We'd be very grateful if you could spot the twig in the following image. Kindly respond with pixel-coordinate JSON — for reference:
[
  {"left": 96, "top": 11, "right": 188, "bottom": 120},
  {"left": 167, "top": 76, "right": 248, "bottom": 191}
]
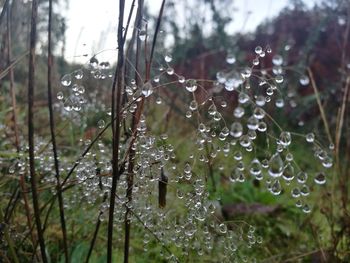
[
  {"left": 335, "top": 77, "right": 350, "bottom": 166},
  {"left": 123, "top": 1, "right": 143, "bottom": 262},
  {"left": 47, "top": 0, "right": 69, "bottom": 261},
  {"left": 307, "top": 68, "right": 333, "bottom": 145},
  {"left": 107, "top": 0, "right": 126, "bottom": 262},
  {"left": 122, "top": 0, "right": 136, "bottom": 42},
  {"left": 85, "top": 193, "right": 108, "bottom": 263},
  {"left": 148, "top": 0, "right": 166, "bottom": 69},
  {"left": 27, "top": 0, "right": 48, "bottom": 261}
]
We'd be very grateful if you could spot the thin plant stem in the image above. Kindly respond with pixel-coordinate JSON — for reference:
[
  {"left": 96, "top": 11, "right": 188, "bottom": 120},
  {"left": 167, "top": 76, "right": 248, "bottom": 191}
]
[
  {"left": 47, "top": 0, "right": 69, "bottom": 261},
  {"left": 123, "top": 2, "right": 143, "bottom": 261},
  {"left": 85, "top": 193, "right": 107, "bottom": 263},
  {"left": 107, "top": 0, "right": 125, "bottom": 262},
  {"left": 27, "top": 0, "right": 48, "bottom": 261},
  {"left": 148, "top": 0, "right": 166, "bottom": 71},
  {"left": 307, "top": 68, "right": 333, "bottom": 146},
  {"left": 122, "top": 0, "right": 136, "bottom": 42},
  {"left": 335, "top": 77, "right": 350, "bottom": 166}
]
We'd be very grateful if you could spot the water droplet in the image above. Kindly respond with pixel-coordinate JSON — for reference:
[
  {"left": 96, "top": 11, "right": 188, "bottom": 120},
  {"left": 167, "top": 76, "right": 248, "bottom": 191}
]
[
  {"left": 255, "top": 95, "right": 266, "bottom": 106},
  {"left": 302, "top": 204, "right": 311, "bottom": 213},
  {"left": 314, "top": 172, "right": 326, "bottom": 184},
  {"left": 275, "top": 75, "right": 284, "bottom": 83},
  {"left": 249, "top": 158, "right": 262, "bottom": 177},
  {"left": 291, "top": 187, "right": 300, "bottom": 198},
  {"left": 189, "top": 100, "right": 198, "bottom": 111},
  {"left": 194, "top": 206, "right": 207, "bottom": 221},
  {"left": 178, "top": 76, "right": 185, "bottom": 83},
  {"left": 266, "top": 87, "right": 274, "bottom": 96},
  {"left": 230, "top": 122, "right": 243, "bottom": 138},
  {"left": 220, "top": 101, "right": 227, "bottom": 108},
  {"left": 153, "top": 75, "right": 160, "bottom": 83},
  {"left": 297, "top": 171, "right": 308, "bottom": 184},
  {"left": 238, "top": 92, "right": 250, "bottom": 104},
  {"left": 252, "top": 57, "right": 260, "bottom": 66},
  {"left": 270, "top": 180, "right": 282, "bottom": 195},
  {"left": 255, "top": 46, "right": 263, "bottom": 54},
  {"left": 322, "top": 156, "right": 333, "bottom": 168},
  {"left": 268, "top": 153, "right": 284, "bottom": 178},
  {"left": 177, "top": 189, "right": 184, "bottom": 199},
  {"left": 299, "top": 75, "right": 309, "bottom": 86},
  {"left": 247, "top": 116, "right": 259, "bottom": 130},
  {"left": 226, "top": 53, "right": 236, "bottom": 64},
  {"left": 166, "top": 67, "right": 174, "bottom": 75},
  {"left": 293, "top": 199, "right": 302, "bottom": 209},
  {"left": 139, "top": 30, "right": 146, "bottom": 41},
  {"left": 233, "top": 106, "right": 245, "bottom": 118},
  {"left": 258, "top": 122, "right": 267, "bottom": 132},
  {"left": 275, "top": 98, "right": 284, "bottom": 108},
  {"left": 164, "top": 53, "right": 172, "bottom": 63},
  {"left": 73, "top": 69, "right": 84, "bottom": 80},
  {"left": 184, "top": 222, "right": 196, "bottom": 237},
  {"left": 216, "top": 71, "right": 226, "bottom": 83},
  {"left": 89, "top": 57, "right": 99, "bottom": 68},
  {"left": 57, "top": 92, "right": 64, "bottom": 100},
  {"left": 286, "top": 153, "right": 293, "bottom": 162},
  {"left": 77, "top": 85, "right": 85, "bottom": 94},
  {"left": 300, "top": 185, "right": 310, "bottom": 196},
  {"left": 253, "top": 107, "right": 265, "bottom": 119},
  {"left": 306, "top": 133, "right": 315, "bottom": 143},
  {"left": 282, "top": 163, "right": 294, "bottom": 181},
  {"left": 225, "top": 72, "right": 242, "bottom": 91},
  {"left": 218, "top": 223, "right": 227, "bottom": 233},
  {"left": 141, "top": 81, "right": 153, "bottom": 97},
  {"left": 279, "top": 131, "right": 291, "bottom": 147},
  {"left": 185, "top": 79, "right": 197, "bottom": 92},
  {"left": 272, "top": 55, "right": 283, "bottom": 66},
  {"left": 241, "top": 67, "right": 252, "bottom": 79},
  {"left": 61, "top": 74, "right": 72, "bottom": 87},
  {"left": 184, "top": 163, "right": 192, "bottom": 174},
  {"left": 239, "top": 135, "right": 251, "bottom": 148},
  {"left": 233, "top": 151, "right": 242, "bottom": 160}
]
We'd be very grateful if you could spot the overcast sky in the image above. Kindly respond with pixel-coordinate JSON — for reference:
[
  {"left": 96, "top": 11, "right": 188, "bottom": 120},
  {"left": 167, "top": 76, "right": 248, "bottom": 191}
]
[{"left": 64, "top": 0, "right": 321, "bottom": 64}]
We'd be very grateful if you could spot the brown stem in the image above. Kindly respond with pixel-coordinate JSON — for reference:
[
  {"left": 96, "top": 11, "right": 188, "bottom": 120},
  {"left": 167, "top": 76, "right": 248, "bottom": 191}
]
[
  {"left": 28, "top": 0, "right": 48, "bottom": 261},
  {"left": 107, "top": 0, "right": 125, "bottom": 262},
  {"left": 123, "top": 2, "right": 143, "bottom": 262},
  {"left": 148, "top": 0, "right": 166, "bottom": 70},
  {"left": 47, "top": 0, "right": 69, "bottom": 261},
  {"left": 307, "top": 68, "right": 333, "bottom": 146}
]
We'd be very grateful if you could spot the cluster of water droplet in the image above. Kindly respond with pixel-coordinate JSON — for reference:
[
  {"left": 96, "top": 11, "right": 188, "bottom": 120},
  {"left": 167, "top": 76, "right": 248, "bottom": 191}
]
[
  {"left": 45, "top": 43, "right": 335, "bottom": 260},
  {"left": 152, "top": 46, "right": 333, "bottom": 215},
  {"left": 58, "top": 68, "right": 86, "bottom": 112},
  {"left": 58, "top": 55, "right": 114, "bottom": 117},
  {"left": 4, "top": 137, "right": 64, "bottom": 187}
]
